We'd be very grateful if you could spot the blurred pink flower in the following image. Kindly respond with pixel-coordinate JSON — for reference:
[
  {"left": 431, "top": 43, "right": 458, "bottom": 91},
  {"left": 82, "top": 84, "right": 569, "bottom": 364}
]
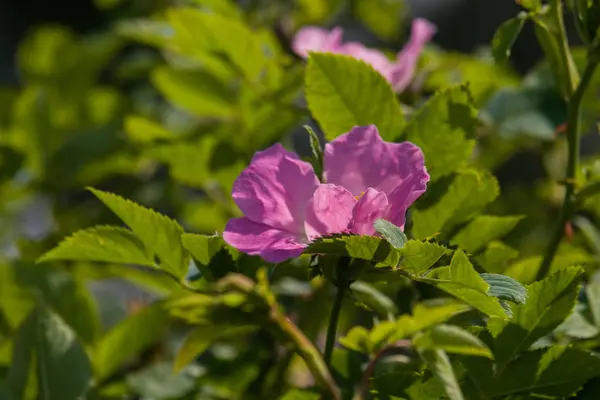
[
  {"left": 223, "top": 125, "right": 429, "bottom": 263},
  {"left": 291, "top": 19, "right": 436, "bottom": 92}
]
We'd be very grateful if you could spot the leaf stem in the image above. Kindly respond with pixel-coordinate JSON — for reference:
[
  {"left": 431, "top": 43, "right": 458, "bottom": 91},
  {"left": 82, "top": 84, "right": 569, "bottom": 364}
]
[
  {"left": 323, "top": 275, "right": 347, "bottom": 366},
  {"left": 536, "top": 55, "right": 600, "bottom": 281}
]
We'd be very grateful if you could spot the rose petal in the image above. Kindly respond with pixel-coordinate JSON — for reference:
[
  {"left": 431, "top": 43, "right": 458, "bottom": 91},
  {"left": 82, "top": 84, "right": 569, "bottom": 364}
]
[
  {"left": 223, "top": 217, "right": 306, "bottom": 263},
  {"left": 349, "top": 188, "right": 389, "bottom": 236},
  {"left": 391, "top": 18, "right": 437, "bottom": 92},
  {"left": 339, "top": 42, "right": 395, "bottom": 81},
  {"left": 232, "top": 143, "right": 319, "bottom": 234},
  {"left": 324, "top": 125, "right": 429, "bottom": 204},
  {"left": 304, "top": 184, "right": 357, "bottom": 240},
  {"left": 292, "top": 26, "right": 344, "bottom": 58}
]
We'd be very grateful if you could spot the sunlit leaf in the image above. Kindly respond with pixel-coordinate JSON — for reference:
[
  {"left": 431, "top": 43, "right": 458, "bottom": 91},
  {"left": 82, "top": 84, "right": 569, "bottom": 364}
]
[
  {"left": 492, "top": 14, "right": 527, "bottom": 64},
  {"left": 451, "top": 215, "right": 523, "bottom": 253},
  {"left": 305, "top": 234, "right": 401, "bottom": 266},
  {"left": 414, "top": 324, "right": 493, "bottom": 358},
  {"left": 404, "top": 85, "right": 477, "bottom": 180},
  {"left": 89, "top": 188, "right": 190, "bottom": 279},
  {"left": 37, "top": 225, "right": 155, "bottom": 267},
  {"left": 305, "top": 53, "right": 405, "bottom": 140}
]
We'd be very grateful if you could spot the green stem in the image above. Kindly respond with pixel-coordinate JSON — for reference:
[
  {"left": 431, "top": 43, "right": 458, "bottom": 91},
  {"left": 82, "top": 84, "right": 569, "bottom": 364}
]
[
  {"left": 536, "top": 56, "right": 600, "bottom": 281},
  {"left": 323, "top": 280, "right": 347, "bottom": 366}
]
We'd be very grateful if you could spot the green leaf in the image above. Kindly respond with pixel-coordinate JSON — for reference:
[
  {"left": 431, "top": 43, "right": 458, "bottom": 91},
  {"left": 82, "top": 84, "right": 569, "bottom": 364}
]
[
  {"left": 425, "top": 250, "right": 508, "bottom": 318},
  {"left": 126, "top": 361, "right": 198, "bottom": 399},
  {"left": 414, "top": 324, "right": 493, "bottom": 358},
  {"left": 419, "top": 349, "right": 465, "bottom": 400},
  {"left": 354, "top": 0, "right": 406, "bottom": 40},
  {"left": 339, "top": 300, "right": 470, "bottom": 354},
  {"left": 554, "top": 311, "right": 599, "bottom": 339},
  {"left": 124, "top": 115, "right": 176, "bottom": 144},
  {"left": 304, "top": 234, "right": 400, "bottom": 266},
  {"left": 412, "top": 170, "right": 499, "bottom": 240},
  {"left": 404, "top": 85, "right": 478, "bottom": 180},
  {"left": 5, "top": 306, "right": 92, "bottom": 400},
  {"left": 474, "top": 241, "right": 519, "bottom": 274},
  {"left": 94, "top": 302, "right": 170, "bottom": 380},
  {"left": 181, "top": 233, "right": 227, "bottom": 282},
  {"left": 480, "top": 273, "right": 528, "bottom": 304},
  {"left": 586, "top": 278, "right": 600, "bottom": 327},
  {"left": 37, "top": 225, "right": 155, "bottom": 267},
  {"left": 305, "top": 53, "right": 405, "bottom": 140},
  {"left": 167, "top": 8, "right": 275, "bottom": 85},
  {"left": 399, "top": 240, "right": 447, "bottom": 275},
  {"left": 151, "top": 66, "right": 236, "bottom": 118},
  {"left": 487, "top": 267, "right": 582, "bottom": 364},
  {"left": 517, "top": 0, "right": 542, "bottom": 11},
  {"left": 350, "top": 281, "right": 398, "bottom": 318},
  {"left": 89, "top": 188, "right": 189, "bottom": 279},
  {"left": 304, "top": 125, "right": 324, "bottom": 181},
  {"left": 174, "top": 325, "right": 257, "bottom": 372},
  {"left": 280, "top": 389, "right": 320, "bottom": 400},
  {"left": 373, "top": 219, "right": 407, "bottom": 249},
  {"left": 462, "top": 346, "right": 600, "bottom": 398},
  {"left": 451, "top": 215, "right": 523, "bottom": 253},
  {"left": 492, "top": 14, "right": 527, "bottom": 64}
]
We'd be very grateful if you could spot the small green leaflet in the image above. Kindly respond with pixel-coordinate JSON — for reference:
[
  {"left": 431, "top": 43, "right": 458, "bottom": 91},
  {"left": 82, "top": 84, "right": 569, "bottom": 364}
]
[{"left": 373, "top": 219, "right": 407, "bottom": 249}]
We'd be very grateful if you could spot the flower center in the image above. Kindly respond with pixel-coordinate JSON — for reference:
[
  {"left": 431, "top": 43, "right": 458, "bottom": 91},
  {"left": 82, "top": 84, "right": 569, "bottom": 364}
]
[{"left": 354, "top": 191, "right": 365, "bottom": 200}]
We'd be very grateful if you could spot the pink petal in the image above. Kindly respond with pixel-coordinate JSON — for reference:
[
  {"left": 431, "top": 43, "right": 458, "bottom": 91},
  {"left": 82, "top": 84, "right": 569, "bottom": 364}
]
[
  {"left": 339, "top": 42, "right": 395, "bottom": 81},
  {"left": 304, "top": 184, "right": 357, "bottom": 240},
  {"left": 223, "top": 217, "right": 306, "bottom": 263},
  {"left": 292, "top": 26, "right": 344, "bottom": 58},
  {"left": 324, "top": 125, "right": 429, "bottom": 202},
  {"left": 232, "top": 143, "right": 319, "bottom": 235},
  {"left": 391, "top": 18, "right": 437, "bottom": 92},
  {"left": 349, "top": 188, "right": 389, "bottom": 236}
]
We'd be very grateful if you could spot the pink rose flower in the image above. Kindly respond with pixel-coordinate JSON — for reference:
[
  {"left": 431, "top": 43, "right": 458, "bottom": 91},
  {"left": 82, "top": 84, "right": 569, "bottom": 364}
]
[
  {"left": 292, "top": 19, "right": 436, "bottom": 93},
  {"left": 223, "top": 125, "right": 430, "bottom": 263}
]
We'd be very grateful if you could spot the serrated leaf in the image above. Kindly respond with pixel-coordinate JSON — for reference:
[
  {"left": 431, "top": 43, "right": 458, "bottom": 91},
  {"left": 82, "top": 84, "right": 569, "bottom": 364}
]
[
  {"left": 305, "top": 53, "right": 404, "bottom": 140},
  {"left": 37, "top": 225, "right": 155, "bottom": 267},
  {"left": 451, "top": 215, "right": 523, "bottom": 253},
  {"left": 480, "top": 273, "right": 528, "bottom": 304},
  {"left": 426, "top": 251, "right": 508, "bottom": 318},
  {"left": 462, "top": 345, "right": 600, "bottom": 398},
  {"left": 399, "top": 240, "right": 447, "bottom": 275},
  {"left": 492, "top": 14, "right": 527, "bottom": 64},
  {"left": 151, "top": 66, "right": 236, "bottom": 118},
  {"left": 412, "top": 169, "right": 500, "bottom": 240},
  {"left": 487, "top": 267, "right": 582, "bottom": 364},
  {"left": 414, "top": 324, "right": 493, "bottom": 359},
  {"left": 94, "top": 302, "right": 170, "bottom": 380},
  {"left": 404, "top": 85, "right": 477, "bottom": 180},
  {"left": 5, "top": 306, "right": 92, "bottom": 400},
  {"left": 89, "top": 188, "right": 189, "bottom": 279},
  {"left": 305, "top": 234, "right": 400, "bottom": 266},
  {"left": 350, "top": 281, "right": 398, "bottom": 318},
  {"left": 420, "top": 349, "right": 465, "bottom": 400},
  {"left": 374, "top": 219, "right": 407, "bottom": 249},
  {"left": 174, "top": 325, "right": 257, "bottom": 372}
]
